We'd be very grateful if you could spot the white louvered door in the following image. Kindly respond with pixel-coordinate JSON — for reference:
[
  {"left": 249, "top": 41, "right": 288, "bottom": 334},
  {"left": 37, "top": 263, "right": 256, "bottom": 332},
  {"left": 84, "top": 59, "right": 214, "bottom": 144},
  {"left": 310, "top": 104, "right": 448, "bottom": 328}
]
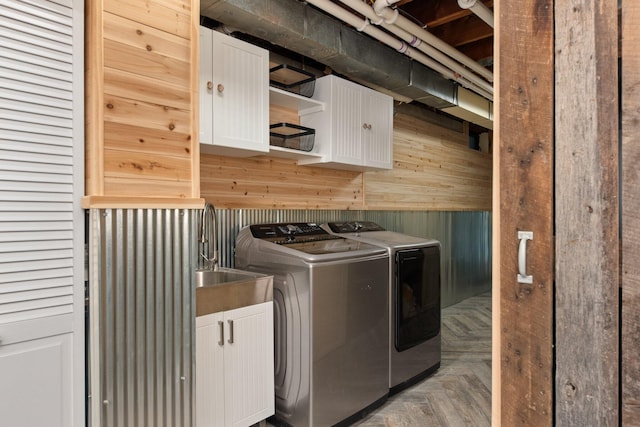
[{"left": 0, "top": 1, "right": 84, "bottom": 426}]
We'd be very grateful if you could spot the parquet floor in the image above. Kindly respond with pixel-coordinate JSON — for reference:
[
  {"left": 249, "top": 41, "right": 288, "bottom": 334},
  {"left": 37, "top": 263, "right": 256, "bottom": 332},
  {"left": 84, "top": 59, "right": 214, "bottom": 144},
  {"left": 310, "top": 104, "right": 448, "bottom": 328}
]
[{"left": 353, "top": 292, "right": 492, "bottom": 427}]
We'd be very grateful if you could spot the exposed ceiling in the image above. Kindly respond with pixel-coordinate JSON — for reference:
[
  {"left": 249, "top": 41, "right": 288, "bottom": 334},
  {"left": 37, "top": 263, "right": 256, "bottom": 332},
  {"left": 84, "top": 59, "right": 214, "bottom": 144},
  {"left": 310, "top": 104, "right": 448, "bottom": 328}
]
[
  {"left": 201, "top": 0, "right": 495, "bottom": 129},
  {"left": 395, "top": 0, "right": 493, "bottom": 69}
]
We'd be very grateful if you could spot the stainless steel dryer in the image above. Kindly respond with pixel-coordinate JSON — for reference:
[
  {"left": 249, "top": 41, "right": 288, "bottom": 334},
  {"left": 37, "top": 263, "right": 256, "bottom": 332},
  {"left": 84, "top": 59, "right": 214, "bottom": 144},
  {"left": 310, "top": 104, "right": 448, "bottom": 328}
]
[
  {"left": 234, "top": 222, "right": 389, "bottom": 427},
  {"left": 322, "top": 221, "right": 441, "bottom": 393}
]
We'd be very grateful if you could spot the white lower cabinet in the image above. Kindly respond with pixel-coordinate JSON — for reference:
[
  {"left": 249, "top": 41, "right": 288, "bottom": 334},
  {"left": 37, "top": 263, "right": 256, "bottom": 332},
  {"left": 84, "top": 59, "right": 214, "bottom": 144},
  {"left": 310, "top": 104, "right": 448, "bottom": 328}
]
[{"left": 196, "top": 301, "right": 275, "bottom": 427}]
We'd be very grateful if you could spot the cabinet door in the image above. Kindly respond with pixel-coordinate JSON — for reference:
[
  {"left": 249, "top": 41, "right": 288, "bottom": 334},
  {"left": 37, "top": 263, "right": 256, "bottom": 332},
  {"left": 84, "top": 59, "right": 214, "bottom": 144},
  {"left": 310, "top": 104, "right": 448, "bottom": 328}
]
[
  {"left": 362, "top": 89, "right": 393, "bottom": 169},
  {"left": 224, "top": 302, "right": 275, "bottom": 427},
  {"left": 199, "top": 26, "right": 214, "bottom": 144},
  {"left": 196, "top": 312, "right": 225, "bottom": 427},
  {"left": 209, "top": 29, "right": 269, "bottom": 154},
  {"left": 0, "top": 329, "right": 73, "bottom": 427},
  {"left": 331, "top": 79, "right": 364, "bottom": 165}
]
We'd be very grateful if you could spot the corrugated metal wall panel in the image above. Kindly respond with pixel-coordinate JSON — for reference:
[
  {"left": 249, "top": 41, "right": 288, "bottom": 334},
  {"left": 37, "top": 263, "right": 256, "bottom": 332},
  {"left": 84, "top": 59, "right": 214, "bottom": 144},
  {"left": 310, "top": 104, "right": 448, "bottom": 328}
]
[
  {"left": 207, "top": 209, "right": 491, "bottom": 307},
  {"left": 90, "top": 208, "right": 196, "bottom": 427}
]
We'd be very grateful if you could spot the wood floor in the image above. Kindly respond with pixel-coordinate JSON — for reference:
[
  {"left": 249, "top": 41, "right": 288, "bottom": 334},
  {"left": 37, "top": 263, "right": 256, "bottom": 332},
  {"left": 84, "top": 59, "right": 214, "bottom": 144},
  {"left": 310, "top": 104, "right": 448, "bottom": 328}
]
[{"left": 353, "top": 292, "right": 492, "bottom": 427}]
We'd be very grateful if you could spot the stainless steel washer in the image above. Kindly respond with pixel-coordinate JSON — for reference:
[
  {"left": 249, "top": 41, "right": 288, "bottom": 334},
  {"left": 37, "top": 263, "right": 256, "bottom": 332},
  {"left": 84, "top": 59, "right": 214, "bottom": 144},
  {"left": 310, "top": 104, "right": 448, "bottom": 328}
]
[
  {"left": 322, "top": 221, "right": 441, "bottom": 393},
  {"left": 234, "top": 222, "right": 389, "bottom": 427}
]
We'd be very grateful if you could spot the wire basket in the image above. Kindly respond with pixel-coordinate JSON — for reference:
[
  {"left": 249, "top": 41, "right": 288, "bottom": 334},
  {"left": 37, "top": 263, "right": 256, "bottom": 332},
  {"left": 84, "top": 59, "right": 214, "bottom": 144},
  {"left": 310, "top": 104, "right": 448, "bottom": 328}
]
[
  {"left": 269, "top": 123, "right": 315, "bottom": 152},
  {"left": 269, "top": 64, "right": 316, "bottom": 98}
]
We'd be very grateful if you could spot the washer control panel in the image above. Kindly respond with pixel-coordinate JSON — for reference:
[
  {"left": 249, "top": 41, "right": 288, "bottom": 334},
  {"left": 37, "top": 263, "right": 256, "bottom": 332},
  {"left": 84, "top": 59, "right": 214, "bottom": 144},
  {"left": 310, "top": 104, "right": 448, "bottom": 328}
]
[{"left": 249, "top": 223, "right": 341, "bottom": 244}]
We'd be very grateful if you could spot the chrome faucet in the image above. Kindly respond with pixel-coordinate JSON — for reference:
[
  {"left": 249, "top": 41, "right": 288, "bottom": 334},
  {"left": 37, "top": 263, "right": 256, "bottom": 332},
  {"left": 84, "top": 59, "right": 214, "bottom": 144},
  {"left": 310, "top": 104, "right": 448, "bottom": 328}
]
[{"left": 200, "top": 202, "right": 219, "bottom": 271}]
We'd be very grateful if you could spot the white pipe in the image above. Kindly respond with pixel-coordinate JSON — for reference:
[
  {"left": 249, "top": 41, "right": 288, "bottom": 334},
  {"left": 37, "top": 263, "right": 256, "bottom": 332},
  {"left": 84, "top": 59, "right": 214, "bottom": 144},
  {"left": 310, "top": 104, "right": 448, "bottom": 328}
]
[
  {"left": 338, "top": 0, "right": 493, "bottom": 96},
  {"left": 306, "top": 0, "right": 493, "bottom": 100},
  {"left": 373, "top": 0, "right": 402, "bottom": 16},
  {"left": 373, "top": 1, "right": 494, "bottom": 82},
  {"left": 458, "top": 0, "right": 494, "bottom": 28}
]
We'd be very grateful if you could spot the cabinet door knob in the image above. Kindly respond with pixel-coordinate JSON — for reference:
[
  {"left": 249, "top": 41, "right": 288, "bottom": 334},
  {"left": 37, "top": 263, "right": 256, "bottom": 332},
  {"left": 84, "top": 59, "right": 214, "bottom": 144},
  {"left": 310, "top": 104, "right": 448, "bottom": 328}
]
[
  {"left": 206, "top": 81, "right": 213, "bottom": 90},
  {"left": 362, "top": 123, "right": 372, "bottom": 130},
  {"left": 217, "top": 84, "right": 224, "bottom": 93}
]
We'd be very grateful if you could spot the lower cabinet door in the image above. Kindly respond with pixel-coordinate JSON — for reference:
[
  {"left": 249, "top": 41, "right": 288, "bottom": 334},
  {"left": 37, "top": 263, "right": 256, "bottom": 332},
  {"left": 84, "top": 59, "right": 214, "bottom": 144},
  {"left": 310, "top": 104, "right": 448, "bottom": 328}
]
[
  {"left": 224, "top": 302, "right": 275, "bottom": 427},
  {"left": 196, "top": 302, "right": 274, "bottom": 427},
  {"left": 0, "top": 329, "right": 73, "bottom": 427},
  {"left": 196, "top": 312, "right": 225, "bottom": 427}
]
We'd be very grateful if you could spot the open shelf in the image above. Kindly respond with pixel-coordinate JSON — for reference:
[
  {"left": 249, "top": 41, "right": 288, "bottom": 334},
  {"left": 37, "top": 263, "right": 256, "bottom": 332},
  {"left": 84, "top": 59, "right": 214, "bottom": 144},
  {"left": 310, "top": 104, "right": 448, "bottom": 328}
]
[
  {"left": 268, "top": 145, "right": 324, "bottom": 160},
  {"left": 269, "top": 87, "right": 325, "bottom": 115}
]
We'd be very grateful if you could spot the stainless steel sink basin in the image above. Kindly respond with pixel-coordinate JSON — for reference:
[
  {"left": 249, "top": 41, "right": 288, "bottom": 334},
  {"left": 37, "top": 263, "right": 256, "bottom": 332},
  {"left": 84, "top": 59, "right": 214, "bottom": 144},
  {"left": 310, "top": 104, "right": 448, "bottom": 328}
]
[
  {"left": 195, "top": 268, "right": 264, "bottom": 287},
  {"left": 195, "top": 268, "right": 273, "bottom": 316}
]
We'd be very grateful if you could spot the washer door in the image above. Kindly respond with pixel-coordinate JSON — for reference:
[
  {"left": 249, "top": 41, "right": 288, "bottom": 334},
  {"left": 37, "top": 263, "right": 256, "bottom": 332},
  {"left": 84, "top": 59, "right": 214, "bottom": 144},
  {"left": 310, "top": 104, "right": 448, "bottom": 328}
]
[{"left": 394, "top": 246, "right": 441, "bottom": 352}]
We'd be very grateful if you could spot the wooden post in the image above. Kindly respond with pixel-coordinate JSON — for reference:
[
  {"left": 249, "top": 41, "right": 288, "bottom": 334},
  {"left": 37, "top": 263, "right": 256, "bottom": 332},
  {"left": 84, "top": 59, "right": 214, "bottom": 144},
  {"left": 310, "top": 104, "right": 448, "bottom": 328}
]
[
  {"left": 622, "top": 1, "right": 640, "bottom": 424},
  {"left": 555, "top": 1, "right": 619, "bottom": 425},
  {"left": 495, "top": 0, "right": 554, "bottom": 424}
]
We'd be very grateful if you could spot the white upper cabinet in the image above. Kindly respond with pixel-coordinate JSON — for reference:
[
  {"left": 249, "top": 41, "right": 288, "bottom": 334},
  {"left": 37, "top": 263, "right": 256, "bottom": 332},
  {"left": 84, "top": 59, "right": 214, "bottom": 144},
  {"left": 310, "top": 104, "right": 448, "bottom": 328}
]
[
  {"left": 300, "top": 75, "right": 393, "bottom": 170},
  {"left": 199, "top": 26, "right": 269, "bottom": 156}
]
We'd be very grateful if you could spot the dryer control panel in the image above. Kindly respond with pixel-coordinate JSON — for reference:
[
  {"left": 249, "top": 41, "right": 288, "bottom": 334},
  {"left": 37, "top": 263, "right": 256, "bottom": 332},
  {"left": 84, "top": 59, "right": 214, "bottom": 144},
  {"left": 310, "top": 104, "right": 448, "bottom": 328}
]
[{"left": 326, "top": 221, "right": 386, "bottom": 233}]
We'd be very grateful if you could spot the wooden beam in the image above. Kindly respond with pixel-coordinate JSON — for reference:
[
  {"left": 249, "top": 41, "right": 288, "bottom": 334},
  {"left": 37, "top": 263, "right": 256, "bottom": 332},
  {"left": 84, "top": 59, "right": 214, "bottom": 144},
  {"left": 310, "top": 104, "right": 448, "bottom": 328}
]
[
  {"left": 457, "top": 36, "right": 494, "bottom": 63},
  {"left": 495, "top": 0, "right": 554, "bottom": 424},
  {"left": 622, "top": 1, "right": 640, "bottom": 424},
  {"left": 429, "top": 14, "right": 493, "bottom": 47},
  {"left": 401, "top": 0, "right": 494, "bottom": 28},
  {"left": 555, "top": 0, "right": 619, "bottom": 424}
]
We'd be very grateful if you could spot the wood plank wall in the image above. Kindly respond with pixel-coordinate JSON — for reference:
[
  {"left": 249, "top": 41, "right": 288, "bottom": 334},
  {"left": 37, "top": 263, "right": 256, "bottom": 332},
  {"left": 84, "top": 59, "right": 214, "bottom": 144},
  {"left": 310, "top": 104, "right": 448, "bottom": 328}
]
[
  {"left": 200, "top": 110, "right": 492, "bottom": 211},
  {"left": 495, "top": 0, "right": 554, "bottom": 425},
  {"left": 555, "top": 0, "right": 619, "bottom": 424},
  {"left": 365, "top": 114, "right": 491, "bottom": 211},
  {"left": 622, "top": 1, "right": 640, "bottom": 424},
  {"left": 84, "top": 0, "right": 202, "bottom": 207}
]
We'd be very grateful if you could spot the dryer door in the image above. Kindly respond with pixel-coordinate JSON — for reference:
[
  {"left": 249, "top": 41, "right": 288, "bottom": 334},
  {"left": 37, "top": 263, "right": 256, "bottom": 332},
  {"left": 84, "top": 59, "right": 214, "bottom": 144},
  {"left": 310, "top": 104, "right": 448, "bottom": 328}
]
[{"left": 394, "top": 246, "right": 441, "bottom": 352}]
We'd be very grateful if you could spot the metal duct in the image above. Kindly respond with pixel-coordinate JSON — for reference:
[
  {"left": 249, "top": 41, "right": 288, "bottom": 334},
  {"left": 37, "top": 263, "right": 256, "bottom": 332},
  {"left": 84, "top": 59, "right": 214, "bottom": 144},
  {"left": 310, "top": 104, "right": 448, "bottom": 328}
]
[
  {"left": 89, "top": 209, "right": 197, "bottom": 427},
  {"left": 200, "top": 0, "right": 458, "bottom": 110}
]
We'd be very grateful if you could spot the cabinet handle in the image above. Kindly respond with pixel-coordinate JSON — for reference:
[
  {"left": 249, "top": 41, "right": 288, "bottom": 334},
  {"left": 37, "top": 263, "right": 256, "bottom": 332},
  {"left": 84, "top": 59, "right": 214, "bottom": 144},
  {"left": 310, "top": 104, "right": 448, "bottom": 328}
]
[
  {"left": 217, "top": 321, "right": 224, "bottom": 346},
  {"left": 217, "top": 84, "right": 224, "bottom": 93},
  {"left": 206, "top": 81, "right": 213, "bottom": 90},
  {"left": 362, "top": 123, "right": 372, "bottom": 130},
  {"left": 227, "top": 319, "right": 234, "bottom": 344}
]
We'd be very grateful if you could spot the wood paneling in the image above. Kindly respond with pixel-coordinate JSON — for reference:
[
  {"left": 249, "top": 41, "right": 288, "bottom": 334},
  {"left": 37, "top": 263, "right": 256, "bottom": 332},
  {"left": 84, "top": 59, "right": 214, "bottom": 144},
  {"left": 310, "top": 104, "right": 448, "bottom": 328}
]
[
  {"left": 621, "top": 1, "right": 640, "bottom": 424},
  {"left": 200, "top": 154, "right": 364, "bottom": 210},
  {"left": 85, "top": 0, "right": 201, "bottom": 207},
  {"left": 201, "top": 111, "right": 492, "bottom": 211},
  {"left": 366, "top": 114, "right": 491, "bottom": 211},
  {"left": 555, "top": 1, "right": 619, "bottom": 424},
  {"left": 104, "top": 0, "right": 192, "bottom": 38},
  {"left": 496, "top": 0, "right": 554, "bottom": 425}
]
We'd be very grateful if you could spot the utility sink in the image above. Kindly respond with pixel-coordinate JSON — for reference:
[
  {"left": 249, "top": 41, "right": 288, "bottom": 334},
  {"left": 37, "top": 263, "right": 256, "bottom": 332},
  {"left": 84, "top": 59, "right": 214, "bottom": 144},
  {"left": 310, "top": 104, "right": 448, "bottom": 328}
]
[{"left": 195, "top": 268, "right": 273, "bottom": 317}]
